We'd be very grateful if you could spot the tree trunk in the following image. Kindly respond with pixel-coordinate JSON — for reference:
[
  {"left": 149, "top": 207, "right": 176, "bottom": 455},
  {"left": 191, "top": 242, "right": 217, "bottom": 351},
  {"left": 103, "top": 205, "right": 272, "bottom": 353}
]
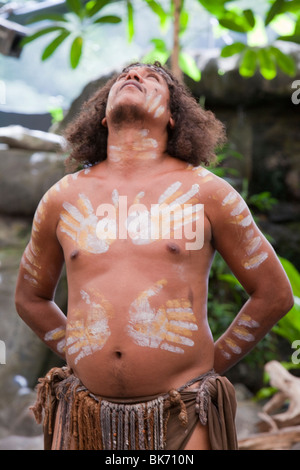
[{"left": 171, "top": 0, "right": 183, "bottom": 82}]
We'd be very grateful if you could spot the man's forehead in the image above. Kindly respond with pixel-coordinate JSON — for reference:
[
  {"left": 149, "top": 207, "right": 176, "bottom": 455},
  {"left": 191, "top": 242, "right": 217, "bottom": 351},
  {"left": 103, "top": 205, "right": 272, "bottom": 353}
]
[{"left": 121, "top": 63, "right": 173, "bottom": 84}]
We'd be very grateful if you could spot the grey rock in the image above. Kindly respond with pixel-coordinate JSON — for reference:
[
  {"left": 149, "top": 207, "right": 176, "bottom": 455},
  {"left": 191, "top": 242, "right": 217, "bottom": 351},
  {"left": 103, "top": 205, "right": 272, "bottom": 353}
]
[
  {"left": 0, "top": 434, "right": 43, "bottom": 450},
  {"left": 0, "top": 147, "right": 66, "bottom": 216},
  {"left": 0, "top": 125, "right": 66, "bottom": 152}
]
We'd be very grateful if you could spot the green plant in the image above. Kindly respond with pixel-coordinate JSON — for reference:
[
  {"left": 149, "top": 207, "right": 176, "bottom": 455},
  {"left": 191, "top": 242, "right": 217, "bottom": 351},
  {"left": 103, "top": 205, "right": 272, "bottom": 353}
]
[
  {"left": 203, "top": 0, "right": 299, "bottom": 79},
  {"left": 207, "top": 147, "right": 300, "bottom": 369},
  {"left": 20, "top": 0, "right": 300, "bottom": 80},
  {"left": 22, "top": 0, "right": 122, "bottom": 68},
  {"left": 272, "top": 257, "right": 300, "bottom": 344},
  {"left": 48, "top": 106, "right": 64, "bottom": 124}
]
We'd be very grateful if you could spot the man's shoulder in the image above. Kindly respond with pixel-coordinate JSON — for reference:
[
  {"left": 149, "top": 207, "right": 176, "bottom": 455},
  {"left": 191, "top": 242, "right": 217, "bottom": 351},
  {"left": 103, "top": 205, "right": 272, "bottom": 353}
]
[
  {"left": 44, "top": 165, "right": 98, "bottom": 199},
  {"left": 184, "top": 164, "right": 231, "bottom": 195}
]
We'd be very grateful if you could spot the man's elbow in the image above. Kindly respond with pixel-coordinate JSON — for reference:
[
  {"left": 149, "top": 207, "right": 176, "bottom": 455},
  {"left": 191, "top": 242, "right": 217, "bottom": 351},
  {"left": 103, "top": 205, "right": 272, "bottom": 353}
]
[
  {"left": 15, "top": 282, "right": 32, "bottom": 320},
  {"left": 15, "top": 287, "right": 27, "bottom": 318},
  {"left": 283, "top": 289, "right": 294, "bottom": 314},
  {"left": 273, "top": 284, "right": 294, "bottom": 318}
]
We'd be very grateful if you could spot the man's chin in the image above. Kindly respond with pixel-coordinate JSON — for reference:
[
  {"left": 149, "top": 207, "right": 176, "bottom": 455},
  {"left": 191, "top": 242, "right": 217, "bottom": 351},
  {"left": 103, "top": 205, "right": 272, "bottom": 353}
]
[{"left": 110, "top": 103, "right": 145, "bottom": 127}]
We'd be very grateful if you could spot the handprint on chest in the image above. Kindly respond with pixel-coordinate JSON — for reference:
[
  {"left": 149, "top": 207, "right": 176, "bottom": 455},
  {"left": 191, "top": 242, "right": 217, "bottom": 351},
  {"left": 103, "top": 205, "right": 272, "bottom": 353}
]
[{"left": 59, "top": 181, "right": 204, "bottom": 253}]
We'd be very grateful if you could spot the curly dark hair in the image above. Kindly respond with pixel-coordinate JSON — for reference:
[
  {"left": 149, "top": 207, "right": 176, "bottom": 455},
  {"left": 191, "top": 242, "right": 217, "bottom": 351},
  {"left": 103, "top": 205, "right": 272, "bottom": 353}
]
[{"left": 64, "top": 62, "right": 226, "bottom": 170}]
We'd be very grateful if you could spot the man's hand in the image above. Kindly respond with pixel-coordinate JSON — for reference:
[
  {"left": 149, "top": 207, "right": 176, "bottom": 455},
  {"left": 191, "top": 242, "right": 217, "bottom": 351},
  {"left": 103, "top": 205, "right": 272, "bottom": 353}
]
[{"left": 127, "top": 279, "right": 198, "bottom": 354}]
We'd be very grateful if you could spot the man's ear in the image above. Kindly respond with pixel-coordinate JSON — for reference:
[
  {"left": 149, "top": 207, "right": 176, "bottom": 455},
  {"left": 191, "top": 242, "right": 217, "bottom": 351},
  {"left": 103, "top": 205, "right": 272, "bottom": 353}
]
[
  {"left": 169, "top": 116, "right": 175, "bottom": 129},
  {"left": 101, "top": 117, "right": 107, "bottom": 127}
]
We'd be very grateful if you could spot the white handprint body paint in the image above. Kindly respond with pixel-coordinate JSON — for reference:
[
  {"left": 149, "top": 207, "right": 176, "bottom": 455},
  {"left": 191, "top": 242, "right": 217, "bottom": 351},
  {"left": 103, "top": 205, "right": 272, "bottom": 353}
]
[
  {"left": 145, "top": 92, "right": 165, "bottom": 118},
  {"left": 61, "top": 182, "right": 203, "bottom": 252},
  {"left": 22, "top": 179, "right": 70, "bottom": 287},
  {"left": 127, "top": 280, "right": 198, "bottom": 354},
  {"left": 126, "top": 182, "right": 204, "bottom": 249},
  {"left": 222, "top": 190, "right": 268, "bottom": 270},
  {"left": 66, "top": 289, "right": 113, "bottom": 364},
  {"left": 44, "top": 326, "right": 66, "bottom": 354},
  {"left": 108, "top": 130, "right": 159, "bottom": 162},
  {"left": 217, "top": 311, "right": 261, "bottom": 361},
  {"left": 60, "top": 193, "right": 116, "bottom": 254}
]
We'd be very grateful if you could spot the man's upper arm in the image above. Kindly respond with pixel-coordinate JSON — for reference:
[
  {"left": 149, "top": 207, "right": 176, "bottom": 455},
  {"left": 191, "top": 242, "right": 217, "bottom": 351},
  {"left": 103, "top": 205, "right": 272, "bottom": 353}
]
[
  {"left": 17, "top": 184, "right": 65, "bottom": 301},
  {"left": 207, "top": 177, "right": 288, "bottom": 297}
]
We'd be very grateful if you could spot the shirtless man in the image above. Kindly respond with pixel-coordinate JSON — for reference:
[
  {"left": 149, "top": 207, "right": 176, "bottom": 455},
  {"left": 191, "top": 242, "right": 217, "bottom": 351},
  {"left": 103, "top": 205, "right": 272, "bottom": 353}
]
[{"left": 15, "top": 62, "right": 293, "bottom": 450}]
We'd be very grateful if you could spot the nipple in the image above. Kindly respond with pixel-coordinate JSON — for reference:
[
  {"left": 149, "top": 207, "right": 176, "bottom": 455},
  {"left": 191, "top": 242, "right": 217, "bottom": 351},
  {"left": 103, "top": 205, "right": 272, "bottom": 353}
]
[{"left": 166, "top": 243, "right": 181, "bottom": 254}]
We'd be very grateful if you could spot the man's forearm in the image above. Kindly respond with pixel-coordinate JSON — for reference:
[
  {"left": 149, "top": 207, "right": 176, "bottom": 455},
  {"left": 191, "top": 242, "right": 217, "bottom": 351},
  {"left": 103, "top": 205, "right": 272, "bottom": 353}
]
[
  {"left": 15, "top": 297, "right": 67, "bottom": 360},
  {"left": 213, "top": 292, "right": 293, "bottom": 375}
]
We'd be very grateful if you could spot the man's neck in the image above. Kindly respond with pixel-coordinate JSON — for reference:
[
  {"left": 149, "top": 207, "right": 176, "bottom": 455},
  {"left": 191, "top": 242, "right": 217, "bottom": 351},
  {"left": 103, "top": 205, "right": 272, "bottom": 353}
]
[{"left": 106, "top": 124, "right": 168, "bottom": 176}]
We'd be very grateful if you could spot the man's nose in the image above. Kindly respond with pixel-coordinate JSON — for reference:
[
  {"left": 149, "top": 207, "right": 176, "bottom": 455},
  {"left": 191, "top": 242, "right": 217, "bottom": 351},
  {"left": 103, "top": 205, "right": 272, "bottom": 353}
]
[{"left": 125, "top": 70, "right": 143, "bottom": 82}]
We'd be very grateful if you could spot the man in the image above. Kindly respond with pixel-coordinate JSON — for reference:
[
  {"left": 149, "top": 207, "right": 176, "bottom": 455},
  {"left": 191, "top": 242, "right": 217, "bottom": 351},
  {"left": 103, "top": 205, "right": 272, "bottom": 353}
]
[{"left": 15, "top": 62, "right": 293, "bottom": 450}]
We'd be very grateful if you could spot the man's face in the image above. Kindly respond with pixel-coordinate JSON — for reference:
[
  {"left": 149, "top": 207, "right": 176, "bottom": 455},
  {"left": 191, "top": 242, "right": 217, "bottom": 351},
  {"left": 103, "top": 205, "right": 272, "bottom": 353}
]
[{"left": 105, "top": 66, "right": 172, "bottom": 127}]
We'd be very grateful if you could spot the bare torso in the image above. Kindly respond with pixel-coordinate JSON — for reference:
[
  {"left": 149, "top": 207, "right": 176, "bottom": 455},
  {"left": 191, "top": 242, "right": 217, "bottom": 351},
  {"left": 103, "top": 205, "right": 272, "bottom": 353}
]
[{"left": 57, "top": 160, "right": 215, "bottom": 397}]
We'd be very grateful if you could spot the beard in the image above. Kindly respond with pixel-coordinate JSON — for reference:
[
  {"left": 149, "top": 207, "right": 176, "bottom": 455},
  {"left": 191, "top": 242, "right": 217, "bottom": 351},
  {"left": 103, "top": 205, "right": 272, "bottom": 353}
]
[{"left": 109, "top": 103, "right": 145, "bottom": 128}]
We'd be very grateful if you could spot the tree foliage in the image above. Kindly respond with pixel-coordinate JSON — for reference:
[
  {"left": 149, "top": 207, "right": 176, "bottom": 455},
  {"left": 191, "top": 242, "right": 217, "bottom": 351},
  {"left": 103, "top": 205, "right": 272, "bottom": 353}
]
[{"left": 21, "top": 0, "right": 300, "bottom": 79}]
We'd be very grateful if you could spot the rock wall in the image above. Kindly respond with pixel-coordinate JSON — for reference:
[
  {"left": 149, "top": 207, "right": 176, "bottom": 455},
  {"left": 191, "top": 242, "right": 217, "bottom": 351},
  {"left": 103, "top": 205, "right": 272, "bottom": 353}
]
[{"left": 0, "top": 129, "right": 66, "bottom": 441}]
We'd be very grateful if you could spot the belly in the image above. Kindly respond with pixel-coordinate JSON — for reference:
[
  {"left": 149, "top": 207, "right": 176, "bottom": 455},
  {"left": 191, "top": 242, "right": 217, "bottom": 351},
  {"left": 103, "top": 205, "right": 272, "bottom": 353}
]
[
  {"left": 66, "top": 334, "right": 214, "bottom": 397},
  {"left": 64, "top": 246, "right": 215, "bottom": 397},
  {"left": 65, "top": 309, "right": 215, "bottom": 397}
]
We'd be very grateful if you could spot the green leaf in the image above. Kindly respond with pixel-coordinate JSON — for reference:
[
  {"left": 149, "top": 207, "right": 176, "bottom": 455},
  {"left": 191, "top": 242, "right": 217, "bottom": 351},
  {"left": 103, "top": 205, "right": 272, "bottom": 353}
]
[
  {"left": 85, "top": 0, "right": 111, "bottom": 17},
  {"left": 26, "top": 13, "right": 68, "bottom": 24},
  {"left": 219, "top": 18, "right": 245, "bottom": 33},
  {"left": 277, "top": 34, "right": 300, "bottom": 44},
  {"left": 243, "top": 9, "right": 255, "bottom": 28},
  {"left": 265, "top": 0, "right": 284, "bottom": 25},
  {"left": 281, "top": 0, "right": 300, "bottom": 13},
  {"left": 144, "top": 0, "right": 168, "bottom": 28},
  {"left": 66, "top": 0, "right": 83, "bottom": 16},
  {"left": 255, "top": 386, "right": 277, "bottom": 400},
  {"left": 219, "top": 11, "right": 254, "bottom": 33},
  {"left": 257, "top": 48, "right": 277, "bottom": 80},
  {"left": 142, "top": 46, "right": 169, "bottom": 65},
  {"left": 127, "top": 0, "right": 134, "bottom": 43},
  {"left": 70, "top": 36, "right": 83, "bottom": 68},
  {"left": 239, "top": 48, "right": 257, "bottom": 77},
  {"left": 197, "top": 0, "right": 228, "bottom": 17},
  {"left": 21, "top": 26, "right": 67, "bottom": 45},
  {"left": 279, "top": 257, "right": 300, "bottom": 297},
  {"left": 93, "top": 15, "right": 122, "bottom": 24},
  {"left": 142, "top": 38, "right": 169, "bottom": 64},
  {"left": 272, "top": 257, "right": 300, "bottom": 343},
  {"left": 179, "top": 52, "right": 201, "bottom": 81},
  {"left": 41, "top": 30, "right": 70, "bottom": 60},
  {"left": 270, "top": 46, "right": 296, "bottom": 76},
  {"left": 180, "top": 9, "right": 189, "bottom": 34},
  {"left": 221, "top": 42, "right": 246, "bottom": 57},
  {"left": 150, "top": 38, "right": 168, "bottom": 51}
]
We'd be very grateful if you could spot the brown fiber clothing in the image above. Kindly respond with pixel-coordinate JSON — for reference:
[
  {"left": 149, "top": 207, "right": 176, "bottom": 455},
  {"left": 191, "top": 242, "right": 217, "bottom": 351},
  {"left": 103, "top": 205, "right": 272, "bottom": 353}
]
[{"left": 31, "top": 366, "right": 238, "bottom": 450}]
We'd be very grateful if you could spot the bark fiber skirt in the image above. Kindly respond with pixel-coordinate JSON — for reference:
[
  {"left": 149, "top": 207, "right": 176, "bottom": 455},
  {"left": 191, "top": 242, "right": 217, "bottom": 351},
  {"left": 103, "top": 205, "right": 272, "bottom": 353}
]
[{"left": 31, "top": 366, "right": 238, "bottom": 450}]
